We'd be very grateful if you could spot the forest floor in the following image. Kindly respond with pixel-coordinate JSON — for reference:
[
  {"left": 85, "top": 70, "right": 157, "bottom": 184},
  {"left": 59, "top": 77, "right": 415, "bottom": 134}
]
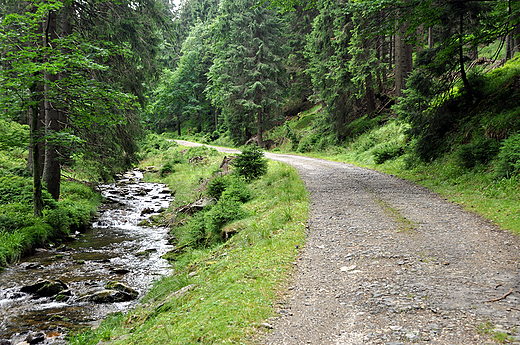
[{"left": 176, "top": 140, "right": 520, "bottom": 344}]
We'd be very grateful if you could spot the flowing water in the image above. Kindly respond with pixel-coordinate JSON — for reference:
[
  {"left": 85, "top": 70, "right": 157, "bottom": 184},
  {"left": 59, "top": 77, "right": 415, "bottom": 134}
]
[{"left": 0, "top": 170, "right": 173, "bottom": 344}]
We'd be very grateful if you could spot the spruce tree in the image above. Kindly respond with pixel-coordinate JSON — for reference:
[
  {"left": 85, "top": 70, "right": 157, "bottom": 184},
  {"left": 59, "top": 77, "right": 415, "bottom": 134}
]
[{"left": 207, "top": 0, "right": 286, "bottom": 146}]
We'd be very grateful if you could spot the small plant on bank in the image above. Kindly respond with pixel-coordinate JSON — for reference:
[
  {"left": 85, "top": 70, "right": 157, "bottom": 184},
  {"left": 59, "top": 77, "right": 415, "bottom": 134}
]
[
  {"left": 455, "top": 138, "right": 499, "bottom": 169},
  {"left": 231, "top": 145, "right": 268, "bottom": 181},
  {"left": 495, "top": 132, "right": 520, "bottom": 178}
]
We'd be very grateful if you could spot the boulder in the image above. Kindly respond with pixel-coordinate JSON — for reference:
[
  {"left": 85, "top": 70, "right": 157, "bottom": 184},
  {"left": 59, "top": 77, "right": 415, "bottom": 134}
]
[
  {"left": 105, "top": 281, "right": 138, "bottom": 299},
  {"left": 88, "top": 289, "right": 136, "bottom": 303},
  {"left": 20, "top": 280, "right": 68, "bottom": 297},
  {"left": 26, "top": 332, "right": 44, "bottom": 344}
]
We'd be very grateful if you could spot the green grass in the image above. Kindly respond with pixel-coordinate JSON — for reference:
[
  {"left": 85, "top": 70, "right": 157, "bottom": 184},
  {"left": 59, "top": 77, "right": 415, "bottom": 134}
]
[{"left": 68, "top": 147, "right": 309, "bottom": 345}]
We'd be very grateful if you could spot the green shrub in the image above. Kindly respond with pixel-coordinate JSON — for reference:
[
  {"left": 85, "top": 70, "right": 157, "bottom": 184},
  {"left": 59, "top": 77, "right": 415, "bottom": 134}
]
[
  {"left": 296, "top": 133, "right": 318, "bottom": 153},
  {"left": 204, "top": 196, "right": 246, "bottom": 243},
  {"left": 139, "top": 133, "right": 178, "bottom": 158},
  {"left": 455, "top": 138, "right": 500, "bottom": 169},
  {"left": 220, "top": 177, "right": 252, "bottom": 203},
  {"left": 185, "top": 145, "right": 219, "bottom": 160},
  {"left": 495, "top": 132, "right": 520, "bottom": 178},
  {"left": 207, "top": 175, "right": 232, "bottom": 200},
  {"left": 232, "top": 145, "right": 268, "bottom": 181},
  {"left": 373, "top": 142, "right": 405, "bottom": 164},
  {"left": 160, "top": 162, "right": 175, "bottom": 177},
  {"left": 0, "top": 203, "right": 37, "bottom": 232}
]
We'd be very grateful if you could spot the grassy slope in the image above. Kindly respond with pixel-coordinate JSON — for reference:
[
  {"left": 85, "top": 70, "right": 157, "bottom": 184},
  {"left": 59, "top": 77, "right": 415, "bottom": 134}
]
[{"left": 69, "top": 144, "right": 308, "bottom": 344}]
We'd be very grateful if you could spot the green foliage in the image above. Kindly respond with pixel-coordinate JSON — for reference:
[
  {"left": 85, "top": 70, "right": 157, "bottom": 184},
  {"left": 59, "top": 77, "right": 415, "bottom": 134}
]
[
  {"left": 139, "top": 133, "right": 178, "bottom": 158},
  {"left": 373, "top": 142, "right": 405, "bottom": 164},
  {"left": 0, "top": 118, "right": 29, "bottom": 150},
  {"left": 220, "top": 176, "right": 252, "bottom": 203},
  {"left": 206, "top": 0, "right": 286, "bottom": 145},
  {"left": 0, "top": 178, "right": 99, "bottom": 268},
  {"left": 495, "top": 132, "right": 520, "bottom": 178},
  {"left": 160, "top": 162, "right": 175, "bottom": 177},
  {"left": 185, "top": 145, "right": 219, "bottom": 160},
  {"left": 203, "top": 196, "right": 246, "bottom": 243},
  {"left": 206, "top": 174, "right": 232, "bottom": 200},
  {"left": 455, "top": 139, "right": 499, "bottom": 169},
  {"left": 231, "top": 145, "right": 268, "bottom": 181},
  {"left": 43, "top": 200, "right": 93, "bottom": 234}
]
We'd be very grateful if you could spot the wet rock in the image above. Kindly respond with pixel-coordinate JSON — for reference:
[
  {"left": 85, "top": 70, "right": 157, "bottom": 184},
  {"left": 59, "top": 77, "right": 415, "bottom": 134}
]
[
  {"left": 55, "top": 289, "right": 73, "bottom": 302},
  {"left": 0, "top": 339, "right": 10, "bottom": 345},
  {"left": 19, "top": 262, "right": 42, "bottom": 270},
  {"left": 87, "top": 289, "right": 136, "bottom": 303},
  {"left": 140, "top": 207, "right": 154, "bottom": 215},
  {"left": 26, "top": 332, "right": 44, "bottom": 344},
  {"left": 105, "top": 281, "right": 138, "bottom": 299},
  {"left": 109, "top": 267, "right": 130, "bottom": 275},
  {"left": 20, "top": 279, "right": 68, "bottom": 297}
]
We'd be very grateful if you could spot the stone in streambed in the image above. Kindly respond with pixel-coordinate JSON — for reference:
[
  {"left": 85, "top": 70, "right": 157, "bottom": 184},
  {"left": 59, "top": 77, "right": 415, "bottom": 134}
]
[
  {"left": 20, "top": 279, "right": 68, "bottom": 297},
  {"left": 87, "top": 289, "right": 135, "bottom": 303},
  {"left": 26, "top": 332, "right": 45, "bottom": 344},
  {"left": 105, "top": 281, "right": 138, "bottom": 299}
]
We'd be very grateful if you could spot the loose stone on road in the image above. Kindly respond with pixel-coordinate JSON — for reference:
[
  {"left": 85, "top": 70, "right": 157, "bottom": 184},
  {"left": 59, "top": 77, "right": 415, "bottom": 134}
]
[{"left": 175, "top": 141, "right": 520, "bottom": 344}]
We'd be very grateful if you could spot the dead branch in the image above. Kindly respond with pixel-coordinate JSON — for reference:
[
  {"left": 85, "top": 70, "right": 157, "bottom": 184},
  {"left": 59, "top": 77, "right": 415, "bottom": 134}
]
[{"left": 485, "top": 288, "right": 513, "bottom": 303}]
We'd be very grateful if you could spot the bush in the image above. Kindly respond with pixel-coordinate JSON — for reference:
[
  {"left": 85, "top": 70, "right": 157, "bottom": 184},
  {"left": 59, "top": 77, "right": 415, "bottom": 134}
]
[
  {"left": 207, "top": 175, "right": 232, "bottom": 200},
  {"left": 204, "top": 196, "right": 246, "bottom": 243},
  {"left": 495, "top": 132, "right": 520, "bottom": 178},
  {"left": 160, "top": 162, "right": 175, "bottom": 177},
  {"left": 373, "top": 142, "right": 404, "bottom": 164},
  {"left": 139, "top": 133, "right": 178, "bottom": 158},
  {"left": 232, "top": 145, "right": 268, "bottom": 181},
  {"left": 185, "top": 145, "right": 219, "bottom": 160},
  {"left": 220, "top": 177, "right": 252, "bottom": 203},
  {"left": 455, "top": 138, "right": 500, "bottom": 169}
]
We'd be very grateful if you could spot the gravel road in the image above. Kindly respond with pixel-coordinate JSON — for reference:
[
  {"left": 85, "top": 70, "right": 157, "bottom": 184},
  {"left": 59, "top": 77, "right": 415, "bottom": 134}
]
[{"left": 176, "top": 141, "right": 520, "bottom": 344}]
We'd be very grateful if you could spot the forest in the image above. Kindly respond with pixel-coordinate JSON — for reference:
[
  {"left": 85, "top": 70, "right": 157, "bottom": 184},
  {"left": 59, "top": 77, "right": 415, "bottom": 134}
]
[
  {"left": 1, "top": 0, "right": 520, "bottom": 343},
  {"left": 0, "top": 0, "right": 519, "bottom": 275}
]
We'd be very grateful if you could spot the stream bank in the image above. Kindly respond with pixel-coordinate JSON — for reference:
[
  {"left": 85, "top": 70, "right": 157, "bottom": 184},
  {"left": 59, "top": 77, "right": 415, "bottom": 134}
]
[{"left": 0, "top": 169, "right": 173, "bottom": 344}]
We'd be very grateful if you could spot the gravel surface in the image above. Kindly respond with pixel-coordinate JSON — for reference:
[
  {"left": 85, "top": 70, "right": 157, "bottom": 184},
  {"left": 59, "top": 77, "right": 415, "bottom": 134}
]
[{"left": 176, "top": 141, "right": 520, "bottom": 344}]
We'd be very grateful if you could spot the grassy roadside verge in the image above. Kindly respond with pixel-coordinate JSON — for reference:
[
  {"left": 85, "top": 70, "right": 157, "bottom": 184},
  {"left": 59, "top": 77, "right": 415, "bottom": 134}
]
[
  {"left": 293, "top": 147, "right": 520, "bottom": 235},
  {"left": 69, "top": 143, "right": 308, "bottom": 344}
]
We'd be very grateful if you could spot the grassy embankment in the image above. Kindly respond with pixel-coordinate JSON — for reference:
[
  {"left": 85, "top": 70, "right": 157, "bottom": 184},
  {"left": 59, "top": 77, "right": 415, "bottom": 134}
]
[
  {"left": 0, "top": 119, "right": 101, "bottom": 269},
  {"left": 69, "top": 138, "right": 308, "bottom": 344}
]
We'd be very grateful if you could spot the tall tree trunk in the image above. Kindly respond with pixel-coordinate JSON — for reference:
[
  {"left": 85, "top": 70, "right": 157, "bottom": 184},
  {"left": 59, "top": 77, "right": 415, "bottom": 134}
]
[
  {"left": 214, "top": 108, "right": 219, "bottom": 132},
  {"left": 365, "top": 75, "right": 375, "bottom": 115},
  {"left": 459, "top": 12, "right": 472, "bottom": 99},
  {"left": 31, "top": 100, "right": 43, "bottom": 217},
  {"left": 177, "top": 113, "right": 181, "bottom": 136},
  {"left": 395, "top": 21, "right": 413, "bottom": 98},
  {"left": 256, "top": 107, "right": 263, "bottom": 148},
  {"left": 428, "top": 27, "right": 434, "bottom": 49},
  {"left": 43, "top": 10, "right": 61, "bottom": 200}
]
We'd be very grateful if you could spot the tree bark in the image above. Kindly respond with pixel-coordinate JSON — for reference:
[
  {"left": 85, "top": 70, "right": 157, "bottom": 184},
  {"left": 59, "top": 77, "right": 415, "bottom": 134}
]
[
  {"left": 459, "top": 12, "right": 472, "bottom": 99},
  {"left": 428, "top": 26, "right": 434, "bottom": 49},
  {"left": 42, "top": 10, "right": 61, "bottom": 200},
  {"left": 256, "top": 107, "right": 263, "bottom": 148},
  {"left": 395, "top": 22, "right": 413, "bottom": 98}
]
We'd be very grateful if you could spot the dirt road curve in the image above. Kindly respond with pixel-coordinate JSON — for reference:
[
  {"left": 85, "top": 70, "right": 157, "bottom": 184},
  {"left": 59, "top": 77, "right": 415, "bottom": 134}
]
[{"left": 176, "top": 141, "right": 520, "bottom": 344}]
